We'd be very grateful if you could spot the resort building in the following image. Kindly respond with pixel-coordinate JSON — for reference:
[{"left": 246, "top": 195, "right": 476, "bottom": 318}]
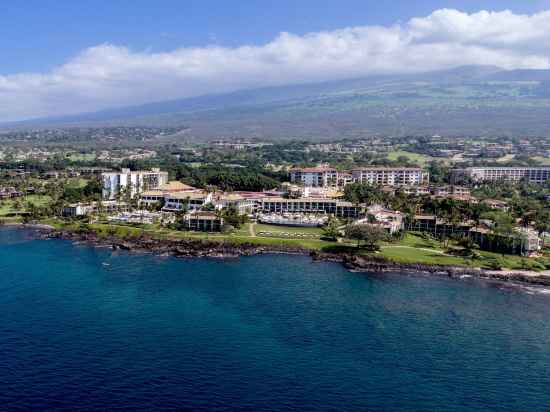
[
  {"left": 451, "top": 167, "right": 550, "bottom": 185},
  {"left": 261, "top": 197, "right": 365, "bottom": 218},
  {"left": 356, "top": 205, "right": 404, "bottom": 234},
  {"left": 289, "top": 167, "right": 339, "bottom": 187},
  {"left": 401, "top": 186, "right": 431, "bottom": 196},
  {"left": 351, "top": 167, "right": 429, "bottom": 186},
  {"left": 140, "top": 181, "right": 198, "bottom": 208},
  {"left": 215, "top": 193, "right": 260, "bottom": 215},
  {"left": 183, "top": 211, "right": 223, "bottom": 232},
  {"left": 431, "top": 186, "right": 471, "bottom": 197},
  {"left": 162, "top": 191, "right": 214, "bottom": 212},
  {"left": 0, "top": 187, "right": 22, "bottom": 199},
  {"left": 481, "top": 199, "right": 509, "bottom": 211},
  {"left": 102, "top": 168, "right": 169, "bottom": 200},
  {"left": 62, "top": 201, "right": 128, "bottom": 217}
]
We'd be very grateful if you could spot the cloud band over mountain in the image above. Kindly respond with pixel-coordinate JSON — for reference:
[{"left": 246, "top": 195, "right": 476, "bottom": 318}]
[{"left": 2, "top": 8, "right": 550, "bottom": 122}]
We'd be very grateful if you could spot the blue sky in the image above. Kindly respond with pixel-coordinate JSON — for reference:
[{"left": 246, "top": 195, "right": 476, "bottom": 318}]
[{"left": 2, "top": 0, "right": 547, "bottom": 74}]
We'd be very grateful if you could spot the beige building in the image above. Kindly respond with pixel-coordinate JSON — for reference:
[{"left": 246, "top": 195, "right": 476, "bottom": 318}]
[{"left": 140, "top": 181, "right": 197, "bottom": 207}]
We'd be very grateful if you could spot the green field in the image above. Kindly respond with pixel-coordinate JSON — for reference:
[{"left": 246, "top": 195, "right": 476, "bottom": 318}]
[
  {"left": 0, "top": 195, "right": 53, "bottom": 216},
  {"left": 66, "top": 153, "right": 96, "bottom": 162},
  {"left": 65, "top": 177, "right": 89, "bottom": 188},
  {"left": 532, "top": 156, "right": 550, "bottom": 166},
  {"left": 386, "top": 150, "right": 435, "bottom": 166}
]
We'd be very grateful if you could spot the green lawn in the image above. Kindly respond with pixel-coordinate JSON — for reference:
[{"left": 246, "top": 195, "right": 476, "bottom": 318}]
[
  {"left": 532, "top": 156, "right": 550, "bottom": 166},
  {"left": 65, "top": 177, "right": 89, "bottom": 188},
  {"left": 39, "top": 221, "right": 549, "bottom": 270},
  {"left": 386, "top": 150, "right": 435, "bottom": 166},
  {"left": 0, "top": 195, "right": 53, "bottom": 216},
  {"left": 66, "top": 153, "right": 96, "bottom": 162}
]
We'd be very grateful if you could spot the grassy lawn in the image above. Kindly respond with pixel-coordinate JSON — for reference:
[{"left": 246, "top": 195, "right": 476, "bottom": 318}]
[
  {"left": 0, "top": 195, "right": 52, "bottom": 216},
  {"left": 66, "top": 153, "right": 96, "bottom": 162},
  {"left": 532, "top": 156, "right": 550, "bottom": 166},
  {"left": 26, "top": 194, "right": 53, "bottom": 207},
  {"left": 379, "top": 246, "right": 468, "bottom": 266},
  {"left": 386, "top": 150, "right": 435, "bottom": 166},
  {"left": 65, "top": 177, "right": 89, "bottom": 188},
  {"left": 38, "top": 221, "right": 549, "bottom": 270}
]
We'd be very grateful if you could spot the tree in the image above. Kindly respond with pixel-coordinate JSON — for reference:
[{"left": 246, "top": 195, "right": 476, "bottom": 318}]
[
  {"left": 322, "top": 217, "right": 341, "bottom": 241},
  {"left": 345, "top": 224, "right": 387, "bottom": 250},
  {"left": 221, "top": 204, "right": 247, "bottom": 229}
]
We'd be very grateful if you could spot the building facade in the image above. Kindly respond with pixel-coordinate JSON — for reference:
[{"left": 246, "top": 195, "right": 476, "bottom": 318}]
[
  {"left": 62, "top": 201, "right": 128, "bottom": 217},
  {"left": 289, "top": 167, "right": 339, "bottom": 187},
  {"left": 451, "top": 167, "right": 550, "bottom": 184},
  {"left": 351, "top": 167, "right": 429, "bottom": 186},
  {"left": 261, "top": 197, "right": 365, "bottom": 218},
  {"left": 162, "top": 191, "right": 213, "bottom": 212},
  {"left": 102, "top": 168, "right": 169, "bottom": 200},
  {"left": 183, "top": 212, "right": 223, "bottom": 232}
]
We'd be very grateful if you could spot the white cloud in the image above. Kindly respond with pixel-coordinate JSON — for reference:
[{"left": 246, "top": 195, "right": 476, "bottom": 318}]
[{"left": 2, "top": 8, "right": 550, "bottom": 122}]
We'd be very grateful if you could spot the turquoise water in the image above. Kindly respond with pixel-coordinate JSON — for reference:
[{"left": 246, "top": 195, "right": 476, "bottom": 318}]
[{"left": 1, "top": 228, "right": 550, "bottom": 411}]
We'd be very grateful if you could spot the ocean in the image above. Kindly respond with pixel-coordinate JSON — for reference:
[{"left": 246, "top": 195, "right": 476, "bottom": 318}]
[{"left": 1, "top": 228, "right": 550, "bottom": 411}]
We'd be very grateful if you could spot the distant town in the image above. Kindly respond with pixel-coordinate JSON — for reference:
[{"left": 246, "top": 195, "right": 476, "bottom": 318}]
[{"left": 0, "top": 130, "right": 549, "bottom": 271}]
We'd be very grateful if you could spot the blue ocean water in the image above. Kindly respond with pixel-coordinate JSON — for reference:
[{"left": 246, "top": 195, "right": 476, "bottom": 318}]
[{"left": 1, "top": 229, "right": 550, "bottom": 411}]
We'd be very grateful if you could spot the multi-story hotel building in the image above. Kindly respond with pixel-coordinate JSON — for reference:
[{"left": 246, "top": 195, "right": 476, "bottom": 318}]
[
  {"left": 289, "top": 167, "right": 339, "bottom": 187},
  {"left": 261, "top": 197, "right": 365, "bottom": 218},
  {"left": 451, "top": 167, "right": 550, "bottom": 184},
  {"left": 351, "top": 167, "right": 429, "bottom": 186},
  {"left": 102, "top": 168, "right": 169, "bottom": 200},
  {"left": 290, "top": 166, "right": 429, "bottom": 187},
  {"left": 162, "top": 191, "right": 214, "bottom": 212}
]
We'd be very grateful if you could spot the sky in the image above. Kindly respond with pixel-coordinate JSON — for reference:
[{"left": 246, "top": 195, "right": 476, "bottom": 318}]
[{"left": 2, "top": 0, "right": 550, "bottom": 122}]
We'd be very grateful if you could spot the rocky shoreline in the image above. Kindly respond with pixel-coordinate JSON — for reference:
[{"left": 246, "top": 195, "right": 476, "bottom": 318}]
[{"left": 24, "top": 227, "right": 550, "bottom": 288}]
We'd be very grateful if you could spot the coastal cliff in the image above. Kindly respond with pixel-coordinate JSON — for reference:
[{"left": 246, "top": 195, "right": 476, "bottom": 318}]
[{"left": 40, "top": 228, "right": 550, "bottom": 287}]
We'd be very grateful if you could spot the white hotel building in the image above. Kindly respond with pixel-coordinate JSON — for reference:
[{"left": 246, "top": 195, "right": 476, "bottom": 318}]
[
  {"left": 102, "top": 168, "right": 169, "bottom": 200},
  {"left": 290, "top": 166, "right": 428, "bottom": 188},
  {"left": 289, "top": 167, "right": 339, "bottom": 187},
  {"left": 451, "top": 167, "right": 550, "bottom": 184},
  {"left": 351, "top": 167, "right": 429, "bottom": 186}
]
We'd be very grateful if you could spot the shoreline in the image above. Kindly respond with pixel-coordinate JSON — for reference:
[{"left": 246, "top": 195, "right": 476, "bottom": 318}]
[
  {"left": 7, "top": 225, "right": 550, "bottom": 288},
  {"left": 37, "top": 228, "right": 550, "bottom": 287}
]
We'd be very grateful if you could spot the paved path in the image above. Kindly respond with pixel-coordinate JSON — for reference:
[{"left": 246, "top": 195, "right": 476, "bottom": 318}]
[{"left": 248, "top": 223, "right": 256, "bottom": 237}]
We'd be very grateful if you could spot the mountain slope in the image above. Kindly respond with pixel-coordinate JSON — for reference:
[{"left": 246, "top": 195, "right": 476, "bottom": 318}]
[{"left": 5, "top": 65, "right": 550, "bottom": 139}]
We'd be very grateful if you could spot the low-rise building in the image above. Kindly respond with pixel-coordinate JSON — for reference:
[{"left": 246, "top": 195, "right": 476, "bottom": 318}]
[
  {"left": 482, "top": 199, "right": 509, "bottom": 210},
  {"left": 183, "top": 211, "right": 223, "bottom": 232},
  {"left": 163, "top": 191, "right": 214, "bottom": 212},
  {"left": 62, "top": 201, "right": 128, "bottom": 217},
  {"left": 215, "top": 193, "right": 259, "bottom": 215},
  {"left": 140, "top": 181, "right": 197, "bottom": 207},
  {"left": 0, "top": 187, "right": 23, "bottom": 199},
  {"left": 261, "top": 197, "right": 365, "bottom": 218}
]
